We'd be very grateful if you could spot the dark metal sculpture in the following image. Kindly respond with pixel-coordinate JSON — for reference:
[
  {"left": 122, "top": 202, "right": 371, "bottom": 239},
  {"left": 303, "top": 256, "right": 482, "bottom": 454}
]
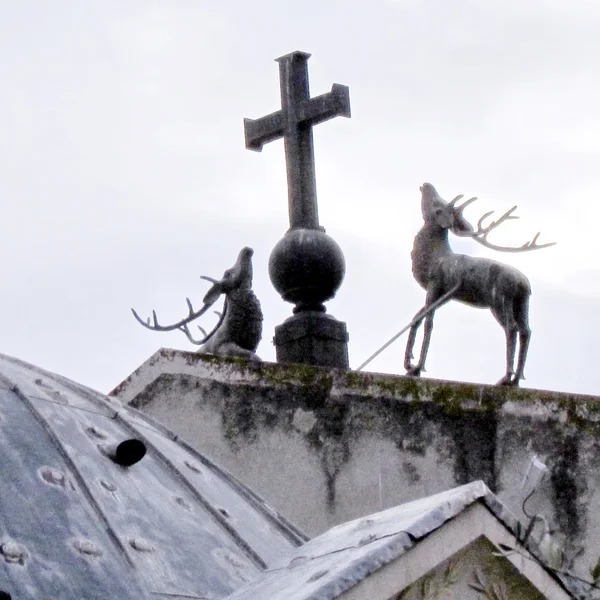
[
  {"left": 132, "top": 247, "right": 263, "bottom": 360},
  {"left": 405, "top": 183, "right": 554, "bottom": 386},
  {"left": 244, "top": 51, "right": 351, "bottom": 368}
]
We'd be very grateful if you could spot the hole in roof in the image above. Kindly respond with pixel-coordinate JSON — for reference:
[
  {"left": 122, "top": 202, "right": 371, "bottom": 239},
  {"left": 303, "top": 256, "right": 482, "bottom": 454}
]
[
  {"left": 0, "top": 591, "right": 11, "bottom": 599},
  {"left": 99, "top": 439, "right": 146, "bottom": 467},
  {"left": 218, "top": 508, "right": 230, "bottom": 518},
  {"left": 114, "top": 439, "right": 146, "bottom": 466}
]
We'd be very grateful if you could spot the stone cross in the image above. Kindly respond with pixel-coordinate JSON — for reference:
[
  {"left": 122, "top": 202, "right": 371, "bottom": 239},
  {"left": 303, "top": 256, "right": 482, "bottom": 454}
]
[{"left": 244, "top": 51, "right": 351, "bottom": 230}]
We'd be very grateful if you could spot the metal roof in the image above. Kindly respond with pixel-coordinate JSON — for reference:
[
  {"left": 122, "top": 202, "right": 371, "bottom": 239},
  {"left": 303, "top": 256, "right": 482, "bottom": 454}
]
[
  {"left": 226, "top": 481, "right": 582, "bottom": 600},
  {"left": 0, "top": 353, "right": 305, "bottom": 600}
]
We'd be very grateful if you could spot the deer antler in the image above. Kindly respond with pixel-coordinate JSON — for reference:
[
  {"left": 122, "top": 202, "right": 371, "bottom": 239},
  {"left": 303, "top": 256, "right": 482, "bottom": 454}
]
[
  {"left": 131, "top": 271, "right": 226, "bottom": 334},
  {"left": 463, "top": 200, "right": 556, "bottom": 253},
  {"left": 178, "top": 307, "right": 227, "bottom": 346},
  {"left": 131, "top": 296, "right": 216, "bottom": 332}
]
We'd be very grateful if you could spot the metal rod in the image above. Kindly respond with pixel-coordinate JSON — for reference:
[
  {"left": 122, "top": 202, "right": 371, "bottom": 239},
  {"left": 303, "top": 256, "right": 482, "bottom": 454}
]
[{"left": 355, "top": 284, "right": 461, "bottom": 372}]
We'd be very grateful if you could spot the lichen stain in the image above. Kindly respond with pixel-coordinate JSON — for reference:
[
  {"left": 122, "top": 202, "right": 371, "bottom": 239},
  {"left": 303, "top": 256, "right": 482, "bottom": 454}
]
[
  {"left": 221, "top": 390, "right": 257, "bottom": 451},
  {"left": 549, "top": 432, "right": 585, "bottom": 555},
  {"left": 321, "top": 440, "right": 350, "bottom": 511},
  {"left": 344, "top": 392, "right": 500, "bottom": 490},
  {"left": 291, "top": 399, "right": 352, "bottom": 510},
  {"left": 402, "top": 461, "right": 420, "bottom": 484},
  {"left": 439, "top": 411, "right": 499, "bottom": 489}
]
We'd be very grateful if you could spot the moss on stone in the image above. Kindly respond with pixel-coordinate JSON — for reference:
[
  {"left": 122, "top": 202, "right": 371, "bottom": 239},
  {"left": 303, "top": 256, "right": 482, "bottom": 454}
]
[
  {"left": 372, "top": 375, "right": 424, "bottom": 400},
  {"left": 189, "top": 354, "right": 600, "bottom": 439},
  {"left": 431, "top": 385, "right": 464, "bottom": 416},
  {"left": 343, "top": 370, "right": 373, "bottom": 389}
]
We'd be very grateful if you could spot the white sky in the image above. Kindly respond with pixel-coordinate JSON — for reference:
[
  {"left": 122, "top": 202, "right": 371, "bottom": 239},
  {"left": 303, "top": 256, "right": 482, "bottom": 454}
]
[{"left": 1, "top": 1, "right": 599, "bottom": 395}]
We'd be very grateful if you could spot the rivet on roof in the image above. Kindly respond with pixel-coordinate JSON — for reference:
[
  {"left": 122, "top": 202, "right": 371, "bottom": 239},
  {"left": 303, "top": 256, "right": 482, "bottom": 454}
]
[
  {"left": 173, "top": 496, "right": 192, "bottom": 511},
  {"left": 85, "top": 426, "right": 108, "bottom": 440},
  {"left": 129, "top": 538, "right": 155, "bottom": 553},
  {"left": 1, "top": 541, "right": 27, "bottom": 565},
  {"left": 307, "top": 569, "right": 329, "bottom": 583},
  {"left": 73, "top": 540, "right": 102, "bottom": 557},
  {"left": 100, "top": 479, "right": 117, "bottom": 492},
  {"left": 40, "top": 467, "right": 66, "bottom": 488},
  {"left": 353, "top": 518, "right": 375, "bottom": 531},
  {"left": 184, "top": 460, "right": 202, "bottom": 474},
  {"left": 213, "top": 548, "right": 253, "bottom": 583},
  {"left": 358, "top": 533, "right": 377, "bottom": 546}
]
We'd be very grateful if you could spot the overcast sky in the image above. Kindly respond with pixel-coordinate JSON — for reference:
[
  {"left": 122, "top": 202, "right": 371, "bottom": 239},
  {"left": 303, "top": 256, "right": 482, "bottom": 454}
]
[{"left": 1, "top": 1, "right": 599, "bottom": 396}]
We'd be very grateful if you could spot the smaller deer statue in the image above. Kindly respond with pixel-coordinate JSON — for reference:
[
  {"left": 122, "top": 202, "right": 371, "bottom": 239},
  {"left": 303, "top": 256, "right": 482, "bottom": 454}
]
[
  {"left": 405, "top": 183, "right": 554, "bottom": 386},
  {"left": 132, "top": 247, "right": 263, "bottom": 360}
]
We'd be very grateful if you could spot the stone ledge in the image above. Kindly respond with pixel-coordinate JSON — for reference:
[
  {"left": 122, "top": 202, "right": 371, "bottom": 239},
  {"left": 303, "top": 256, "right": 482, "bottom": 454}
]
[{"left": 111, "top": 348, "right": 600, "bottom": 426}]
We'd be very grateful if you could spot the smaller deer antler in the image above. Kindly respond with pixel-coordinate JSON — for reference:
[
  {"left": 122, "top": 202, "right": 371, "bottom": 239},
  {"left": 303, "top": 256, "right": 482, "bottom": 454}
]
[
  {"left": 131, "top": 295, "right": 215, "bottom": 332},
  {"left": 464, "top": 201, "right": 556, "bottom": 253},
  {"left": 178, "top": 309, "right": 226, "bottom": 346}
]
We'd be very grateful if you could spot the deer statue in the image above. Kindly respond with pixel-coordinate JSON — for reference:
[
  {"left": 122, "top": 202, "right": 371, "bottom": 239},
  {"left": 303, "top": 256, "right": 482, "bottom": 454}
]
[
  {"left": 405, "top": 183, "right": 554, "bottom": 386},
  {"left": 132, "top": 247, "right": 263, "bottom": 360}
]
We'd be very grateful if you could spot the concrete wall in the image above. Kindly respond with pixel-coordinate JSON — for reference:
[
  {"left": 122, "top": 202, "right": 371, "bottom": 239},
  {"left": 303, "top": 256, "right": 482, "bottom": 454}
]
[{"left": 112, "top": 349, "right": 600, "bottom": 576}]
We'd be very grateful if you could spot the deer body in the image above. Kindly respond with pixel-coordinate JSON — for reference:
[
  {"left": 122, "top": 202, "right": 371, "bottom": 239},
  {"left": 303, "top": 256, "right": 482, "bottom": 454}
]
[
  {"left": 412, "top": 227, "right": 531, "bottom": 308},
  {"left": 405, "top": 183, "right": 532, "bottom": 386}
]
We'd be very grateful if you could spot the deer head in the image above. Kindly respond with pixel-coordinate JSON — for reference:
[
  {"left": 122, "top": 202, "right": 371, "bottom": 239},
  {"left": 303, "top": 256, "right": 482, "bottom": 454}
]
[
  {"left": 202, "top": 247, "right": 254, "bottom": 304},
  {"left": 420, "top": 182, "right": 474, "bottom": 237},
  {"left": 420, "top": 182, "right": 555, "bottom": 253}
]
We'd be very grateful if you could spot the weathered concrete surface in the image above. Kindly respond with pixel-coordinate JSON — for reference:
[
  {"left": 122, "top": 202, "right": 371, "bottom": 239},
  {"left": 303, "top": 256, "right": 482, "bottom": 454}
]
[{"left": 112, "top": 349, "right": 600, "bottom": 575}]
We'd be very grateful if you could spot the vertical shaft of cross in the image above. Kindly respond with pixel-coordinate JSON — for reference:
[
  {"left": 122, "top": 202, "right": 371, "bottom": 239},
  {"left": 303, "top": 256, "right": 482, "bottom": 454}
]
[{"left": 276, "top": 52, "right": 320, "bottom": 230}]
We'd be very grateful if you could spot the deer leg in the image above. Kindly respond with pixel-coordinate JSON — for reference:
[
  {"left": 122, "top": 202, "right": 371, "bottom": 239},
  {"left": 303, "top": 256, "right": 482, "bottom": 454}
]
[
  {"left": 497, "top": 326, "right": 517, "bottom": 386},
  {"left": 414, "top": 312, "right": 435, "bottom": 374},
  {"left": 513, "top": 326, "right": 531, "bottom": 385},
  {"left": 405, "top": 309, "right": 436, "bottom": 377},
  {"left": 404, "top": 314, "right": 424, "bottom": 375},
  {"left": 406, "top": 285, "right": 445, "bottom": 377},
  {"left": 512, "top": 293, "right": 531, "bottom": 386}
]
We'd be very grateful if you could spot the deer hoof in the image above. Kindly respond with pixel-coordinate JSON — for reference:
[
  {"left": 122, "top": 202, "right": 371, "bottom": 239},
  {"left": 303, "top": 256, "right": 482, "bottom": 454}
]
[
  {"left": 497, "top": 374, "right": 518, "bottom": 387},
  {"left": 406, "top": 365, "right": 422, "bottom": 377}
]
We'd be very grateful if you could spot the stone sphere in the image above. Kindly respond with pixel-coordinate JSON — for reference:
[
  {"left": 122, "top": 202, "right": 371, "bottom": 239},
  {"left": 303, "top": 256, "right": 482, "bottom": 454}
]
[{"left": 269, "top": 228, "right": 346, "bottom": 310}]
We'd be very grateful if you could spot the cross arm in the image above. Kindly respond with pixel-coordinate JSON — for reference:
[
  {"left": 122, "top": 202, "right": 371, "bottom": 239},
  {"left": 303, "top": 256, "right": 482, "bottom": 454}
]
[
  {"left": 244, "top": 111, "right": 284, "bottom": 152},
  {"left": 300, "top": 84, "right": 351, "bottom": 126}
]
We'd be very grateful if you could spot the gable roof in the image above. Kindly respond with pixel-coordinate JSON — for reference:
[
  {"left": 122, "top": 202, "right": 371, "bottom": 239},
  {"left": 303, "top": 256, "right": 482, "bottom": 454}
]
[{"left": 226, "top": 481, "right": 582, "bottom": 600}]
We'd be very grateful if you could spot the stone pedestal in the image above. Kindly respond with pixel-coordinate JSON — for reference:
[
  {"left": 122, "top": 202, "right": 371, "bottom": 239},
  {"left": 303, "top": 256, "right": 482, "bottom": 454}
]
[{"left": 273, "top": 312, "right": 349, "bottom": 368}]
